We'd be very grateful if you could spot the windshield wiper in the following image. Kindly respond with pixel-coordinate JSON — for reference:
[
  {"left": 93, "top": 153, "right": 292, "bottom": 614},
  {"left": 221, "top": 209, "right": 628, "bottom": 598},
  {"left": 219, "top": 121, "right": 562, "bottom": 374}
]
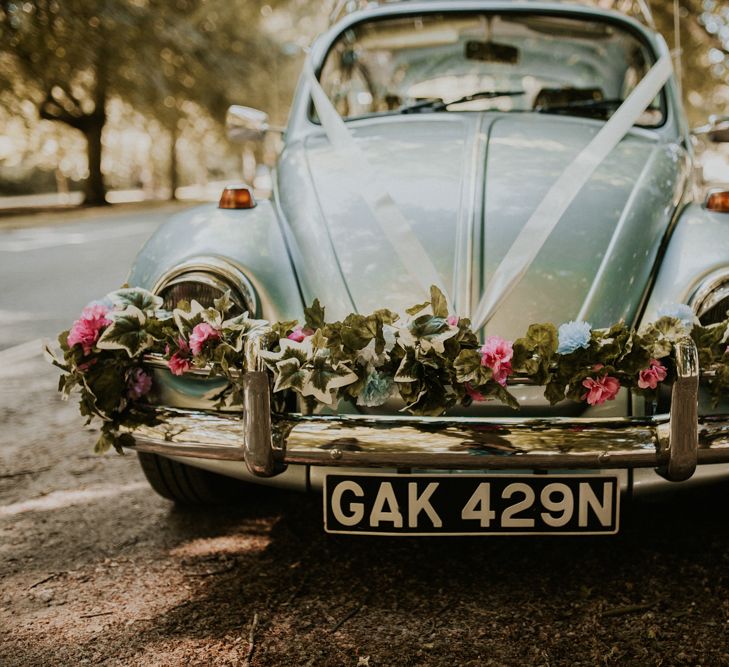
[
  {"left": 536, "top": 98, "right": 625, "bottom": 114},
  {"left": 399, "top": 90, "right": 525, "bottom": 114}
]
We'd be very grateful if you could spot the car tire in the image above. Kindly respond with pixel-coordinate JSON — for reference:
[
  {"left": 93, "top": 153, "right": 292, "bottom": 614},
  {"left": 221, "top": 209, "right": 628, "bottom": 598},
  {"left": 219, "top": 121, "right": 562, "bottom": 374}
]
[{"left": 137, "top": 451, "right": 250, "bottom": 505}]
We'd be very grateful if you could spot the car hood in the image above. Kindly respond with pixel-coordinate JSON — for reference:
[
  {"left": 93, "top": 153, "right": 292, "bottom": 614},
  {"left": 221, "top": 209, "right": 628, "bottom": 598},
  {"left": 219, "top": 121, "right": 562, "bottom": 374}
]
[{"left": 277, "top": 112, "right": 688, "bottom": 336}]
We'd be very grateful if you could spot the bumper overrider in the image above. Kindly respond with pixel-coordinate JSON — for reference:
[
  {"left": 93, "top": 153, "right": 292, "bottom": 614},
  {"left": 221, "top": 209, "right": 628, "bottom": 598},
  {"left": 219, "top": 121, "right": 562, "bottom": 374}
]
[{"left": 125, "top": 338, "right": 729, "bottom": 484}]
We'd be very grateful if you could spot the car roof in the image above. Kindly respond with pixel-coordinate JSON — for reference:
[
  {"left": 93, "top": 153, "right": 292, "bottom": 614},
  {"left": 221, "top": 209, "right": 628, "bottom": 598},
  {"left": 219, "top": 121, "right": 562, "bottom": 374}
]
[{"left": 328, "top": 0, "right": 656, "bottom": 30}]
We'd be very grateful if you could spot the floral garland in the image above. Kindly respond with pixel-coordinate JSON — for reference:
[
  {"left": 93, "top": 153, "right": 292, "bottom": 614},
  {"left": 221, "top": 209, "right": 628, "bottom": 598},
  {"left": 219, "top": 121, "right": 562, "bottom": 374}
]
[{"left": 47, "top": 285, "right": 729, "bottom": 454}]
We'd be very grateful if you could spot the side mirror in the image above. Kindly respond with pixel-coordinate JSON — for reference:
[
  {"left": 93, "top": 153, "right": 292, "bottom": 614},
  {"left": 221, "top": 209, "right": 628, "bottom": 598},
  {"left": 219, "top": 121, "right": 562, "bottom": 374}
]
[
  {"left": 693, "top": 115, "right": 729, "bottom": 143},
  {"left": 226, "top": 105, "right": 273, "bottom": 143}
]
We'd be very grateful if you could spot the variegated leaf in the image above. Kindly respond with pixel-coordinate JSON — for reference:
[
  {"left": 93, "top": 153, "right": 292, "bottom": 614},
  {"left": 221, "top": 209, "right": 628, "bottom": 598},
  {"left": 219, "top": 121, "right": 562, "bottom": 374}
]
[
  {"left": 96, "top": 306, "right": 154, "bottom": 357},
  {"left": 108, "top": 288, "right": 163, "bottom": 315},
  {"left": 301, "top": 357, "right": 357, "bottom": 406}
]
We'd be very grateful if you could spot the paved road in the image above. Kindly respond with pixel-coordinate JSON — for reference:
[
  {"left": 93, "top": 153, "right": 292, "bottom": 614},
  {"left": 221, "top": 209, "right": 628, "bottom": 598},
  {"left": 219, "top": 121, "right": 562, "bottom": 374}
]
[{"left": 0, "top": 203, "right": 191, "bottom": 352}]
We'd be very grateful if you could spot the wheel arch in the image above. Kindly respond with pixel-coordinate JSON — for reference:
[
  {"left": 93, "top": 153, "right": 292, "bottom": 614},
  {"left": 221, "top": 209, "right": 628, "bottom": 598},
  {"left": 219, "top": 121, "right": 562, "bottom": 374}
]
[{"left": 641, "top": 202, "right": 729, "bottom": 323}]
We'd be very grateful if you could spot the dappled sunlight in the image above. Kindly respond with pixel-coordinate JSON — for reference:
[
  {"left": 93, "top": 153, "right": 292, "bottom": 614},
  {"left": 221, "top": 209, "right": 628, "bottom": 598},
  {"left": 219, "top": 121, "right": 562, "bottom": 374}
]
[
  {"left": 0, "top": 481, "right": 146, "bottom": 517},
  {"left": 169, "top": 532, "right": 272, "bottom": 558}
]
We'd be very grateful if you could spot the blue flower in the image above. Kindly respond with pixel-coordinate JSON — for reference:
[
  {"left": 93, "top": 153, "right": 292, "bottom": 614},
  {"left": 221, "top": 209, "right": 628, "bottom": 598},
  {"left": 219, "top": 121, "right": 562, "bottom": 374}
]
[
  {"left": 357, "top": 370, "right": 394, "bottom": 407},
  {"left": 657, "top": 303, "right": 695, "bottom": 328},
  {"left": 557, "top": 320, "right": 592, "bottom": 355}
]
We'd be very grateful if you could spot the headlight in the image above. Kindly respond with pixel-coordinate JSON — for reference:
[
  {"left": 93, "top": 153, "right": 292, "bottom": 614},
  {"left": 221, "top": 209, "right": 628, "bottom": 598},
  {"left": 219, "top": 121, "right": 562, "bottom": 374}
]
[
  {"left": 153, "top": 260, "right": 258, "bottom": 316},
  {"left": 691, "top": 271, "right": 729, "bottom": 326}
]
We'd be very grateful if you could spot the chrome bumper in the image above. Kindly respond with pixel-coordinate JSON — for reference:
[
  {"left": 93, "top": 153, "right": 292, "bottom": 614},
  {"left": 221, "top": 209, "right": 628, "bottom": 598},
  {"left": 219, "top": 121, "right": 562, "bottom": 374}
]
[{"left": 127, "top": 340, "right": 729, "bottom": 483}]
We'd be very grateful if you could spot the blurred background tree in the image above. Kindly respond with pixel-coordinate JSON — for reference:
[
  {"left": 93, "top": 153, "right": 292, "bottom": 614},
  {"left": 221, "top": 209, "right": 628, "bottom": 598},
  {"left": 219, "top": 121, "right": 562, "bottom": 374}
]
[
  {"left": 0, "top": 0, "right": 323, "bottom": 204},
  {"left": 0, "top": 1, "right": 728, "bottom": 205}
]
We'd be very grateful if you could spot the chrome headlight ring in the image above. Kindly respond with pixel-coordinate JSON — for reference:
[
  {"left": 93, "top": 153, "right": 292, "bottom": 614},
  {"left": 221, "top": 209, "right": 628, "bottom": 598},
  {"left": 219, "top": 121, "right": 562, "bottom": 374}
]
[
  {"left": 152, "top": 257, "right": 259, "bottom": 317},
  {"left": 689, "top": 268, "right": 729, "bottom": 326}
]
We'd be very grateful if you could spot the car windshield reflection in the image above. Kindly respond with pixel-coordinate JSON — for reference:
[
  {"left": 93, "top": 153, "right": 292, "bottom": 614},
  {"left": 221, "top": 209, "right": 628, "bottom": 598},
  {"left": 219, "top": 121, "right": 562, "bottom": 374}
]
[{"left": 317, "top": 12, "right": 665, "bottom": 127}]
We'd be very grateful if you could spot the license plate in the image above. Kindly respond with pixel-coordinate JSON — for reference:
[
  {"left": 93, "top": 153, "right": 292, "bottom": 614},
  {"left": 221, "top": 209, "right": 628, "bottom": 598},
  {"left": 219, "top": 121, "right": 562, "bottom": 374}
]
[{"left": 323, "top": 473, "right": 619, "bottom": 536}]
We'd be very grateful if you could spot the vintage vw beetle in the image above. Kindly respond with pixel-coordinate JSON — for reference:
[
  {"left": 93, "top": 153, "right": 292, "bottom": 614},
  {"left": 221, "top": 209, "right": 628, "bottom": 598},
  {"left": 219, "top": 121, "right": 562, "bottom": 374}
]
[{"left": 124, "top": 0, "right": 729, "bottom": 535}]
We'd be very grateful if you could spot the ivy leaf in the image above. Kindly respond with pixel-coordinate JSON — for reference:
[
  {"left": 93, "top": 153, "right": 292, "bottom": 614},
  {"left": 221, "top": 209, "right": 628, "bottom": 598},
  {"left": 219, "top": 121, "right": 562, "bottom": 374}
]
[
  {"left": 259, "top": 338, "right": 310, "bottom": 373},
  {"left": 97, "top": 306, "right": 154, "bottom": 357},
  {"left": 340, "top": 314, "right": 379, "bottom": 351},
  {"left": 405, "top": 300, "right": 429, "bottom": 316},
  {"left": 301, "top": 357, "right": 357, "bottom": 406},
  {"left": 394, "top": 352, "right": 420, "bottom": 383},
  {"left": 304, "top": 299, "right": 326, "bottom": 331},
  {"left": 430, "top": 285, "right": 448, "bottom": 319},
  {"left": 108, "top": 288, "right": 162, "bottom": 314},
  {"left": 272, "top": 356, "right": 307, "bottom": 393},
  {"left": 94, "top": 431, "right": 113, "bottom": 454},
  {"left": 402, "top": 315, "right": 458, "bottom": 354},
  {"left": 221, "top": 312, "right": 270, "bottom": 351},
  {"left": 173, "top": 300, "right": 221, "bottom": 334},
  {"left": 214, "top": 290, "right": 233, "bottom": 314}
]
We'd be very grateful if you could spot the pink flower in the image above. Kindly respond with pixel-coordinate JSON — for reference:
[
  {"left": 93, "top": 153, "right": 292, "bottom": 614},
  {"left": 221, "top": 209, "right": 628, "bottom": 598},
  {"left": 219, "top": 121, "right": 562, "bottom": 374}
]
[
  {"left": 166, "top": 337, "right": 191, "bottom": 375},
  {"left": 582, "top": 375, "right": 620, "bottom": 406},
  {"left": 447, "top": 315, "right": 459, "bottom": 327},
  {"left": 189, "top": 323, "right": 220, "bottom": 356},
  {"left": 168, "top": 354, "right": 191, "bottom": 376},
  {"left": 480, "top": 335, "right": 514, "bottom": 387},
  {"left": 67, "top": 304, "right": 111, "bottom": 355},
  {"left": 287, "top": 325, "right": 314, "bottom": 342},
  {"left": 128, "top": 368, "right": 152, "bottom": 399},
  {"left": 465, "top": 382, "right": 485, "bottom": 402},
  {"left": 638, "top": 359, "right": 668, "bottom": 390}
]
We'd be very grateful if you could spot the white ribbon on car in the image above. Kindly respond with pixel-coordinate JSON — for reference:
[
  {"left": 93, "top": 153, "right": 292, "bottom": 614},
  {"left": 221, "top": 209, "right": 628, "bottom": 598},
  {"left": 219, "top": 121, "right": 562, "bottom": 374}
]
[
  {"left": 306, "top": 51, "right": 672, "bottom": 329},
  {"left": 304, "top": 58, "right": 453, "bottom": 313},
  {"left": 470, "top": 54, "right": 673, "bottom": 331}
]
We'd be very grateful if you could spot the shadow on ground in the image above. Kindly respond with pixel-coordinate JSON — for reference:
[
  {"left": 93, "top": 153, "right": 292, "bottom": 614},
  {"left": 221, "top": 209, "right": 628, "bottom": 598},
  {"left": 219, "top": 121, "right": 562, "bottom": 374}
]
[{"left": 4, "top": 476, "right": 729, "bottom": 667}]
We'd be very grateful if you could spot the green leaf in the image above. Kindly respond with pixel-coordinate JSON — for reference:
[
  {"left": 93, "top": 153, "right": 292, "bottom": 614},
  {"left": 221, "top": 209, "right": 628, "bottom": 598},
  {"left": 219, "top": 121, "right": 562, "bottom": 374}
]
[
  {"left": 394, "top": 352, "right": 421, "bottom": 383},
  {"left": 272, "top": 356, "right": 307, "bottom": 393},
  {"left": 405, "top": 300, "right": 429, "bottom": 316},
  {"left": 96, "top": 306, "right": 154, "bottom": 357},
  {"left": 544, "top": 381, "right": 567, "bottom": 406},
  {"left": 259, "top": 338, "right": 309, "bottom": 373},
  {"left": 94, "top": 431, "right": 113, "bottom": 454},
  {"left": 524, "top": 323, "right": 558, "bottom": 356},
  {"left": 214, "top": 290, "right": 233, "bottom": 314},
  {"left": 430, "top": 285, "right": 448, "bottom": 319},
  {"left": 339, "top": 314, "right": 379, "bottom": 351},
  {"left": 494, "top": 385, "right": 519, "bottom": 410},
  {"left": 108, "top": 288, "right": 163, "bottom": 314},
  {"left": 453, "top": 349, "right": 484, "bottom": 384},
  {"left": 304, "top": 299, "right": 326, "bottom": 331},
  {"left": 301, "top": 357, "right": 357, "bottom": 406}
]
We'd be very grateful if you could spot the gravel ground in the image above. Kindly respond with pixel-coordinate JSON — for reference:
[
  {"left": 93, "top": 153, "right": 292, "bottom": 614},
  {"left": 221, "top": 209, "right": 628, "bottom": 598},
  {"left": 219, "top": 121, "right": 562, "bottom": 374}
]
[{"left": 3, "top": 352, "right": 729, "bottom": 666}]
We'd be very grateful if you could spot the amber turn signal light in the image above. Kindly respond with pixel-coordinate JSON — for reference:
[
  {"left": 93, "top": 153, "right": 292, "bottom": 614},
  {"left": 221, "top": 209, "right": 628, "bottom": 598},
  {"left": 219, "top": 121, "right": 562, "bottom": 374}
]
[
  {"left": 706, "top": 191, "right": 729, "bottom": 213},
  {"left": 219, "top": 185, "right": 256, "bottom": 209}
]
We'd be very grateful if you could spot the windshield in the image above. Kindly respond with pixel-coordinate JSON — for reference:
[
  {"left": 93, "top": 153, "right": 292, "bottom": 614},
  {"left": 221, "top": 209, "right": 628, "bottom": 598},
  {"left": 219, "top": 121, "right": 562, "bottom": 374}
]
[{"left": 318, "top": 12, "right": 664, "bottom": 126}]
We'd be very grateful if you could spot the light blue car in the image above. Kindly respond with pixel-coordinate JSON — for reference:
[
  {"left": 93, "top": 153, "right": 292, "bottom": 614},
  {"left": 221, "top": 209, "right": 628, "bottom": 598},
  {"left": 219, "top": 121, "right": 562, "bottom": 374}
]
[{"left": 126, "top": 1, "right": 729, "bottom": 536}]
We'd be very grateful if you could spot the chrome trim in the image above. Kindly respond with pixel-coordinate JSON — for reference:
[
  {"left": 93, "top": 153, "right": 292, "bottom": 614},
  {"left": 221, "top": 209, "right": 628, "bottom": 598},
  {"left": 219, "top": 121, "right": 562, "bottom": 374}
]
[
  {"left": 657, "top": 339, "right": 698, "bottom": 481},
  {"left": 688, "top": 267, "right": 729, "bottom": 318},
  {"left": 151, "top": 257, "right": 259, "bottom": 317},
  {"left": 133, "top": 339, "right": 705, "bottom": 481},
  {"left": 128, "top": 408, "right": 729, "bottom": 473},
  {"left": 241, "top": 336, "right": 280, "bottom": 476}
]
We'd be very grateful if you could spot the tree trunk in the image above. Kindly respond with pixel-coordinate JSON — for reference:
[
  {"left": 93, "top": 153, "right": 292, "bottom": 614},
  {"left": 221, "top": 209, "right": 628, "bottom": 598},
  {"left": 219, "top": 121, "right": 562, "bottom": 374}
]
[
  {"left": 83, "top": 119, "right": 107, "bottom": 206},
  {"left": 169, "top": 124, "right": 178, "bottom": 200},
  {"left": 83, "top": 41, "right": 109, "bottom": 206}
]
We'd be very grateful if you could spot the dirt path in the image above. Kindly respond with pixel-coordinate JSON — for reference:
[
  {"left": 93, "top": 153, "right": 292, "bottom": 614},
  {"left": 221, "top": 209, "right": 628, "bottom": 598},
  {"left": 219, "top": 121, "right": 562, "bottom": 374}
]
[{"left": 3, "top": 354, "right": 729, "bottom": 666}]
